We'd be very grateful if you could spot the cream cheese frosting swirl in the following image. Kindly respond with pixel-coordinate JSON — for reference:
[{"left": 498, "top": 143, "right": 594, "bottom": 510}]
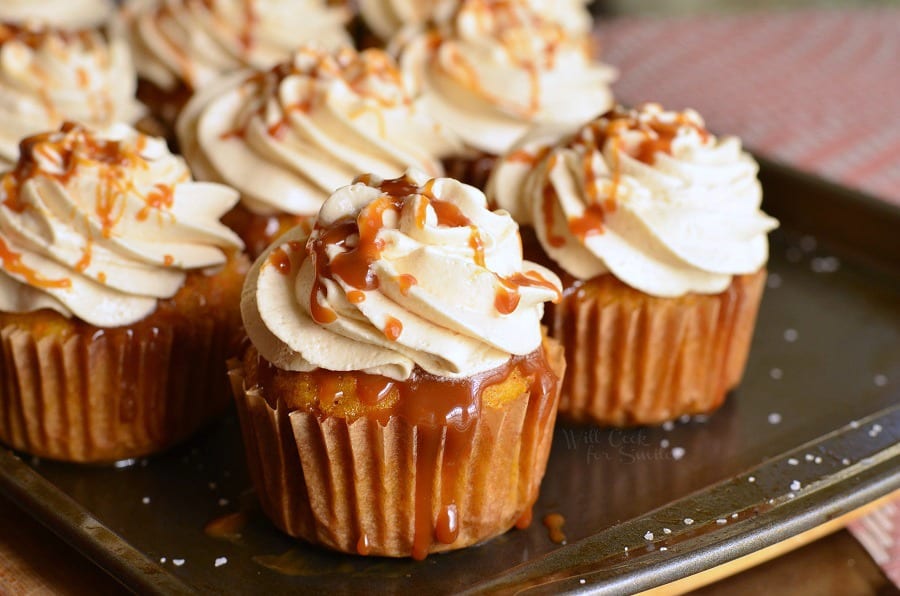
[
  {"left": 242, "top": 169, "right": 562, "bottom": 380},
  {"left": 0, "top": 122, "right": 243, "bottom": 327},
  {"left": 0, "top": 24, "right": 145, "bottom": 168},
  {"left": 0, "top": 0, "right": 114, "bottom": 30},
  {"left": 124, "top": 0, "right": 352, "bottom": 92},
  {"left": 490, "top": 104, "right": 779, "bottom": 297},
  {"left": 178, "top": 45, "right": 462, "bottom": 216},
  {"left": 399, "top": 0, "right": 615, "bottom": 156}
]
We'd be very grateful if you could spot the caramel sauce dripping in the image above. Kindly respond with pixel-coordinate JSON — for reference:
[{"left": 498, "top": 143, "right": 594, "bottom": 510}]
[
  {"left": 0, "top": 123, "right": 187, "bottom": 290},
  {"left": 219, "top": 47, "right": 407, "bottom": 142},
  {"left": 543, "top": 513, "right": 566, "bottom": 544},
  {"left": 537, "top": 107, "right": 710, "bottom": 241},
  {"left": 254, "top": 343, "right": 561, "bottom": 560},
  {"left": 163, "top": 254, "right": 174, "bottom": 266},
  {"left": 268, "top": 246, "right": 291, "bottom": 275},
  {"left": 494, "top": 270, "right": 561, "bottom": 315},
  {"left": 347, "top": 290, "right": 366, "bottom": 304},
  {"left": 307, "top": 174, "right": 477, "bottom": 325},
  {"left": 356, "top": 534, "right": 371, "bottom": 556},
  {"left": 0, "top": 237, "right": 71, "bottom": 289}
]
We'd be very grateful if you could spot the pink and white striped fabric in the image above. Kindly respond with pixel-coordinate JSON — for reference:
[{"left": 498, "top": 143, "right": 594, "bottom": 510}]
[
  {"left": 850, "top": 499, "right": 900, "bottom": 588},
  {"left": 596, "top": 9, "right": 900, "bottom": 586},
  {"left": 594, "top": 8, "right": 900, "bottom": 206}
]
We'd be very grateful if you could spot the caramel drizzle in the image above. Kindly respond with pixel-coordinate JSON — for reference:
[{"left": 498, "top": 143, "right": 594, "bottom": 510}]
[
  {"left": 0, "top": 236, "right": 71, "bottom": 289},
  {"left": 438, "top": 0, "right": 569, "bottom": 118},
  {"left": 540, "top": 106, "right": 710, "bottom": 239},
  {"left": 218, "top": 47, "right": 409, "bottom": 142},
  {"left": 307, "top": 173, "right": 552, "bottom": 322},
  {"left": 0, "top": 123, "right": 180, "bottom": 284}
]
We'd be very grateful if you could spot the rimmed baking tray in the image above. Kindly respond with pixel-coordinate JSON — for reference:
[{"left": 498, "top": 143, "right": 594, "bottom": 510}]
[{"left": 1, "top": 159, "right": 898, "bottom": 595}]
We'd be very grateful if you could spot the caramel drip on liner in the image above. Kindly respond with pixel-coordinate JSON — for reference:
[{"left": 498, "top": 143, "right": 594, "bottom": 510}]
[{"left": 252, "top": 344, "right": 560, "bottom": 559}]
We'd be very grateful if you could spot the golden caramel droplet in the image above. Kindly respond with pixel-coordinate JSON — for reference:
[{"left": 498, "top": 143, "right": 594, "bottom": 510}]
[
  {"left": 268, "top": 246, "right": 291, "bottom": 275},
  {"left": 435, "top": 504, "right": 459, "bottom": 545},
  {"left": 396, "top": 274, "right": 417, "bottom": 296},
  {"left": 356, "top": 534, "right": 371, "bottom": 556},
  {"left": 383, "top": 316, "right": 402, "bottom": 341},
  {"left": 543, "top": 513, "right": 566, "bottom": 544}
]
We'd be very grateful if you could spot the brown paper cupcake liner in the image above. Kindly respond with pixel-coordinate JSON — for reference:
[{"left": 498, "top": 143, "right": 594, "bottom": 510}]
[
  {"left": 0, "top": 314, "right": 236, "bottom": 463},
  {"left": 547, "top": 270, "right": 766, "bottom": 426},
  {"left": 229, "top": 339, "right": 564, "bottom": 558},
  {"left": 442, "top": 153, "right": 497, "bottom": 192}
]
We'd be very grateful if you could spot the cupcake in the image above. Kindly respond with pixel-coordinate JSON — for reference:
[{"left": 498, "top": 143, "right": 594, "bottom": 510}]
[
  {"left": 355, "top": 0, "right": 593, "bottom": 49},
  {"left": 177, "top": 45, "right": 461, "bottom": 257},
  {"left": 489, "top": 104, "right": 779, "bottom": 426},
  {"left": 0, "top": 122, "right": 247, "bottom": 462},
  {"left": 0, "top": 0, "right": 114, "bottom": 30},
  {"left": 122, "top": 0, "right": 352, "bottom": 130},
  {"left": 398, "top": 0, "right": 615, "bottom": 189},
  {"left": 0, "top": 22, "right": 145, "bottom": 169},
  {"left": 230, "top": 169, "right": 565, "bottom": 558}
]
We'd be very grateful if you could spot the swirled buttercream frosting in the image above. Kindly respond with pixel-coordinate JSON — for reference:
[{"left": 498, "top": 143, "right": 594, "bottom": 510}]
[
  {"left": 490, "top": 104, "right": 779, "bottom": 297},
  {"left": 399, "top": 0, "right": 615, "bottom": 156},
  {"left": 242, "top": 169, "right": 561, "bottom": 380},
  {"left": 0, "top": 0, "right": 114, "bottom": 29},
  {"left": 360, "top": 0, "right": 593, "bottom": 43},
  {"left": 123, "top": 0, "right": 352, "bottom": 92},
  {"left": 178, "top": 45, "right": 461, "bottom": 216},
  {"left": 0, "top": 122, "right": 243, "bottom": 326},
  {"left": 0, "top": 23, "right": 144, "bottom": 168}
]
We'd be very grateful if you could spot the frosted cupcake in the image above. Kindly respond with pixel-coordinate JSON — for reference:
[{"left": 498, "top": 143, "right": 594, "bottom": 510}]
[
  {"left": 399, "top": 0, "right": 615, "bottom": 189},
  {"left": 0, "top": 122, "right": 246, "bottom": 462},
  {"left": 231, "top": 169, "right": 564, "bottom": 558},
  {"left": 356, "top": 0, "right": 593, "bottom": 48},
  {"left": 0, "top": 0, "right": 114, "bottom": 29},
  {"left": 490, "top": 104, "right": 778, "bottom": 426},
  {"left": 122, "top": 0, "right": 352, "bottom": 129},
  {"left": 0, "top": 23, "right": 145, "bottom": 169},
  {"left": 178, "top": 45, "right": 461, "bottom": 257}
]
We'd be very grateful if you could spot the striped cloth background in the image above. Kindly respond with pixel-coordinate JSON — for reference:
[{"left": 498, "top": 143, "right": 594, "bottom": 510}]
[
  {"left": 595, "top": 8, "right": 900, "bottom": 206},
  {"left": 595, "top": 8, "right": 900, "bottom": 587}
]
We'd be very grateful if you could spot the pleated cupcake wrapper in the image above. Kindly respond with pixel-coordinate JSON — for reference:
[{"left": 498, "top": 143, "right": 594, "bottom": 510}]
[
  {"left": 548, "top": 270, "right": 767, "bottom": 426},
  {"left": 442, "top": 154, "right": 497, "bottom": 192},
  {"left": 229, "top": 350, "right": 563, "bottom": 558},
  {"left": 0, "top": 317, "right": 234, "bottom": 463}
]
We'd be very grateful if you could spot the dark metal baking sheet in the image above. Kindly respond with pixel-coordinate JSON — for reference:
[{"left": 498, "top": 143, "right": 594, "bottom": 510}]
[{"left": 1, "top": 160, "right": 899, "bottom": 595}]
